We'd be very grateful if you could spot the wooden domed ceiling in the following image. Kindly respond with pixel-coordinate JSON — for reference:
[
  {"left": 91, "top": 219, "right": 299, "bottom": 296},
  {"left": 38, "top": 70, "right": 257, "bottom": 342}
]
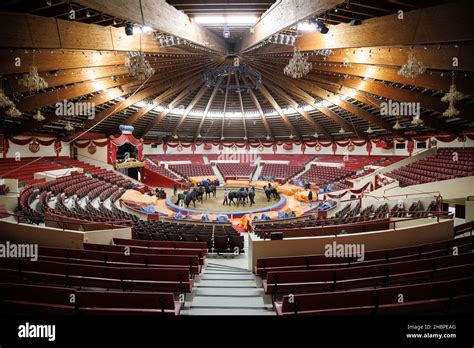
[{"left": 0, "top": 0, "right": 473, "bottom": 142}]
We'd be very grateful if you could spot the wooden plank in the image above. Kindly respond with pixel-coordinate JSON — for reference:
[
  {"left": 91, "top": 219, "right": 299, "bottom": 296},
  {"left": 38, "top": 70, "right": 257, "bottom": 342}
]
[
  {"left": 298, "top": 0, "right": 474, "bottom": 51},
  {"left": 57, "top": 18, "right": 114, "bottom": 50},
  {"left": 75, "top": 0, "right": 227, "bottom": 53},
  {"left": 237, "top": 0, "right": 343, "bottom": 52}
]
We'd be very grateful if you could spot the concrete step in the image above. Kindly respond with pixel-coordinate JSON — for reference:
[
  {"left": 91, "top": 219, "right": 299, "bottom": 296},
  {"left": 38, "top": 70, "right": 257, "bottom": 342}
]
[
  {"left": 191, "top": 295, "right": 266, "bottom": 308},
  {"left": 183, "top": 308, "right": 275, "bottom": 316},
  {"left": 194, "top": 287, "right": 264, "bottom": 296}
]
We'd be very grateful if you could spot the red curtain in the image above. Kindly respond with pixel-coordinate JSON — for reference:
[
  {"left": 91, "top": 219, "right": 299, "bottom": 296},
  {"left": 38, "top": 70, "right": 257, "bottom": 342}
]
[
  {"left": 203, "top": 143, "right": 212, "bottom": 150},
  {"left": 283, "top": 143, "right": 293, "bottom": 150},
  {"left": 109, "top": 134, "right": 143, "bottom": 161},
  {"left": 74, "top": 140, "right": 108, "bottom": 148},
  {"left": 8, "top": 137, "right": 56, "bottom": 146}
]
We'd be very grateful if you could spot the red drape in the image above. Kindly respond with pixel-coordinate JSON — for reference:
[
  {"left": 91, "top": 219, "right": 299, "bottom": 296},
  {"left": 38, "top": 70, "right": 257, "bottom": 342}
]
[{"left": 74, "top": 140, "right": 109, "bottom": 148}]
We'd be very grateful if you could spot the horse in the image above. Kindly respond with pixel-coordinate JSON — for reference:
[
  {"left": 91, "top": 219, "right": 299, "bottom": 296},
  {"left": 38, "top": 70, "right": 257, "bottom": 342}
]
[
  {"left": 264, "top": 188, "right": 272, "bottom": 202},
  {"left": 270, "top": 187, "right": 279, "bottom": 200},
  {"left": 196, "top": 186, "right": 204, "bottom": 203},
  {"left": 237, "top": 190, "right": 248, "bottom": 207},
  {"left": 174, "top": 192, "right": 187, "bottom": 205},
  {"left": 228, "top": 191, "right": 239, "bottom": 206},
  {"left": 184, "top": 190, "right": 197, "bottom": 208},
  {"left": 204, "top": 184, "right": 216, "bottom": 199}
]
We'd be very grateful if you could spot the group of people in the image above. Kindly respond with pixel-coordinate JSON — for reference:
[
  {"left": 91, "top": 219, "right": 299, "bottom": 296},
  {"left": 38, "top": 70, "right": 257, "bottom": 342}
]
[{"left": 148, "top": 187, "right": 166, "bottom": 199}]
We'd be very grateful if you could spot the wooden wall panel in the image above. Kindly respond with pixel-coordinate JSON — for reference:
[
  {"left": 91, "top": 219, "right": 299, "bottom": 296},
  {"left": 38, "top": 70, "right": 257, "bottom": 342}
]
[{"left": 57, "top": 19, "right": 114, "bottom": 51}]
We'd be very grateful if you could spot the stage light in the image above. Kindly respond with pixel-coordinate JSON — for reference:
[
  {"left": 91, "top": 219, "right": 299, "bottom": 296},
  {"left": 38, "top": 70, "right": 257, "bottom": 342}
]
[
  {"left": 223, "top": 27, "right": 230, "bottom": 39},
  {"left": 350, "top": 19, "right": 361, "bottom": 26},
  {"left": 86, "top": 10, "right": 91, "bottom": 18},
  {"left": 125, "top": 22, "right": 134, "bottom": 36},
  {"left": 309, "top": 18, "right": 329, "bottom": 34}
]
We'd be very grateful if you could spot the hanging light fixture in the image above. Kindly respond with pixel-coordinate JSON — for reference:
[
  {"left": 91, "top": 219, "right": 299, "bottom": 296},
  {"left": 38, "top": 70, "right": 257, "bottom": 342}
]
[
  {"left": 0, "top": 89, "right": 14, "bottom": 108},
  {"left": 64, "top": 122, "right": 74, "bottom": 131},
  {"left": 284, "top": 47, "right": 312, "bottom": 79},
  {"left": 398, "top": 50, "right": 426, "bottom": 79},
  {"left": 18, "top": 66, "right": 48, "bottom": 92},
  {"left": 288, "top": 134, "right": 294, "bottom": 139},
  {"left": 339, "top": 127, "right": 345, "bottom": 134},
  {"left": 126, "top": 52, "right": 155, "bottom": 81},
  {"left": 411, "top": 116, "right": 423, "bottom": 126},
  {"left": 313, "top": 132, "right": 319, "bottom": 138},
  {"left": 441, "top": 71, "right": 465, "bottom": 117},
  {"left": 393, "top": 120, "right": 404, "bottom": 130},
  {"left": 366, "top": 125, "right": 374, "bottom": 134},
  {"left": 6, "top": 106, "right": 21, "bottom": 118},
  {"left": 33, "top": 109, "right": 46, "bottom": 121},
  {"left": 265, "top": 135, "right": 271, "bottom": 140}
]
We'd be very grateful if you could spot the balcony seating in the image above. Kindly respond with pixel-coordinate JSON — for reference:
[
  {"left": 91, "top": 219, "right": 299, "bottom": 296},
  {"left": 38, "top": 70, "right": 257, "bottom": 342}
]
[
  {"left": 169, "top": 164, "right": 214, "bottom": 179},
  {"left": 145, "top": 161, "right": 180, "bottom": 180},
  {"left": 216, "top": 162, "right": 256, "bottom": 180},
  {"left": 260, "top": 163, "right": 304, "bottom": 182},
  {"left": 386, "top": 147, "right": 474, "bottom": 187}
]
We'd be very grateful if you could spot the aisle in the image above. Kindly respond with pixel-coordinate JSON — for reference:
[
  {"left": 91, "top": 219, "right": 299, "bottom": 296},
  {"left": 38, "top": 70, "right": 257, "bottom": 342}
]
[
  {"left": 181, "top": 262, "right": 275, "bottom": 316},
  {"left": 181, "top": 234, "right": 275, "bottom": 315}
]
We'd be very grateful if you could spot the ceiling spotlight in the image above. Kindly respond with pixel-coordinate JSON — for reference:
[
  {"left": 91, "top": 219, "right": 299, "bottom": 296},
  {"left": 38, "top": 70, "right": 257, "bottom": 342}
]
[
  {"left": 265, "top": 135, "right": 271, "bottom": 140},
  {"left": 125, "top": 22, "right": 134, "bottom": 36},
  {"left": 289, "top": 134, "right": 294, "bottom": 139},
  {"left": 223, "top": 27, "right": 230, "bottom": 39},
  {"left": 64, "top": 122, "right": 74, "bottom": 131},
  {"left": 173, "top": 134, "right": 178, "bottom": 139},
  {"left": 393, "top": 120, "right": 404, "bottom": 130},
  {"left": 313, "top": 132, "right": 319, "bottom": 138},
  {"left": 197, "top": 134, "right": 202, "bottom": 138},
  {"left": 221, "top": 136, "right": 225, "bottom": 140},
  {"left": 113, "top": 18, "right": 118, "bottom": 26},
  {"left": 46, "top": 0, "right": 52, "bottom": 6},
  {"left": 86, "top": 10, "right": 91, "bottom": 18},
  {"left": 311, "top": 18, "right": 329, "bottom": 34},
  {"left": 349, "top": 19, "right": 362, "bottom": 26},
  {"left": 243, "top": 136, "right": 248, "bottom": 140},
  {"left": 339, "top": 127, "right": 345, "bottom": 134},
  {"left": 366, "top": 125, "right": 374, "bottom": 134}
]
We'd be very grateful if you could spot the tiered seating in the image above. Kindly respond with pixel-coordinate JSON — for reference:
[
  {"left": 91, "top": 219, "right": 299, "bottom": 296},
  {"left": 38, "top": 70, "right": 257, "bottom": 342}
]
[
  {"left": 0, "top": 158, "right": 66, "bottom": 186},
  {"left": 93, "top": 170, "right": 138, "bottom": 189},
  {"left": 52, "top": 157, "right": 104, "bottom": 175},
  {"left": 0, "top": 240, "right": 206, "bottom": 315},
  {"left": 386, "top": 147, "right": 474, "bottom": 187},
  {"left": 216, "top": 162, "right": 256, "bottom": 180},
  {"left": 259, "top": 154, "right": 315, "bottom": 166},
  {"left": 147, "top": 154, "right": 205, "bottom": 165},
  {"left": 253, "top": 201, "right": 438, "bottom": 239},
  {"left": 169, "top": 164, "right": 214, "bottom": 179},
  {"left": 260, "top": 235, "right": 474, "bottom": 315},
  {"left": 133, "top": 220, "right": 244, "bottom": 254},
  {"left": 259, "top": 163, "right": 303, "bottom": 182},
  {"left": 145, "top": 161, "right": 180, "bottom": 181},
  {"left": 299, "top": 165, "right": 354, "bottom": 187}
]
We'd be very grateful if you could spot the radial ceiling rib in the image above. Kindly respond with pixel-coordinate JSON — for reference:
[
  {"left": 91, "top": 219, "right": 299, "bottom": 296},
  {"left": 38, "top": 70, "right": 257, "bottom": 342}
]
[
  {"left": 254, "top": 79, "right": 302, "bottom": 140},
  {"left": 263, "top": 79, "right": 334, "bottom": 141},
  {"left": 220, "top": 75, "right": 231, "bottom": 140},
  {"left": 171, "top": 84, "right": 209, "bottom": 136},
  {"left": 139, "top": 79, "right": 203, "bottom": 138},
  {"left": 194, "top": 76, "right": 224, "bottom": 141},
  {"left": 234, "top": 72, "right": 248, "bottom": 140},
  {"left": 241, "top": 75, "right": 273, "bottom": 141}
]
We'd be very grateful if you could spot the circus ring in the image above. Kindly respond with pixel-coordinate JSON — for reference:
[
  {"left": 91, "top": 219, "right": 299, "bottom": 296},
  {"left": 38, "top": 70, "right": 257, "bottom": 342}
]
[{"left": 165, "top": 187, "right": 287, "bottom": 218}]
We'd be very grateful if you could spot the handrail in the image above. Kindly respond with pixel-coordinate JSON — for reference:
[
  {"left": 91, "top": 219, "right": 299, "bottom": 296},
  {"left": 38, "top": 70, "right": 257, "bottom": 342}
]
[
  {"left": 1, "top": 210, "right": 133, "bottom": 231},
  {"left": 363, "top": 191, "right": 441, "bottom": 201},
  {"left": 254, "top": 209, "right": 453, "bottom": 234}
]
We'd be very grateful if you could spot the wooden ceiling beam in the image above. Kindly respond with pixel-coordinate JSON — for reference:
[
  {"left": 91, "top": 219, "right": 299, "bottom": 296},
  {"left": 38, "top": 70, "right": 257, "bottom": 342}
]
[
  {"left": 296, "top": 0, "right": 474, "bottom": 51},
  {"left": 253, "top": 78, "right": 302, "bottom": 140},
  {"left": 263, "top": 80, "right": 334, "bottom": 141},
  {"left": 74, "top": 0, "right": 227, "bottom": 53},
  {"left": 194, "top": 76, "right": 224, "bottom": 141},
  {"left": 171, "top": 84, "right": 209, "bottom": 136},
  {"left": 220, "top": 75, "right": 231, "bottom": 141},
  {"left": 250, "top": 44, "right": 474, "bottom": 72},
  {"left": 237, "top": 0, "right": 343, "bottom": 53},
  {"left": 139, "top": 80, "right": 203, "bottom": 138},
  {"left": 247, "top": 60, "right": 368, "bottom": 139},
  {"left": 241, "top": 76, "right": 273, "bottom": 141},
  {"left": 234, "top": 72, "right": 248, "bottom": 140}
]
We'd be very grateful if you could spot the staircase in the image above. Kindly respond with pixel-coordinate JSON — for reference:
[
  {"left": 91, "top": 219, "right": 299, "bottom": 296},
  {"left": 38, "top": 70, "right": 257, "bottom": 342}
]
[
  {"left": 182, "top": 263, "right": 274, "bottom": 315},
  {"left": 212, "top": 165, "right": 225, "bottom": 183},
  {"left": 251, "top": 157, "right": 263, "bottom": 182}
]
